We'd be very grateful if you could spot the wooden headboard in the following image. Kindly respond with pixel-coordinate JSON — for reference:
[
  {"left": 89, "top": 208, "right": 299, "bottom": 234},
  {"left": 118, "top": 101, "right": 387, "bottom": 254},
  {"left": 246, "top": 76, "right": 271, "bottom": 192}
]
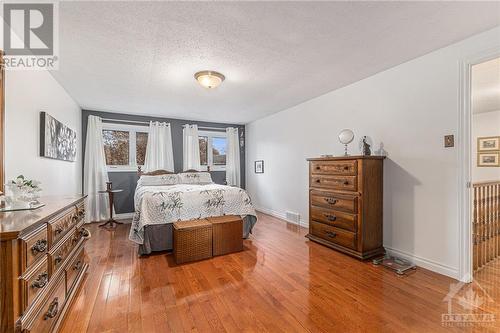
[
  {"left": 137, "top": 166, "right": 175, "bottom": 176},
  {"left": 137, "top": 167, "right": 209, "bottom": 176}
]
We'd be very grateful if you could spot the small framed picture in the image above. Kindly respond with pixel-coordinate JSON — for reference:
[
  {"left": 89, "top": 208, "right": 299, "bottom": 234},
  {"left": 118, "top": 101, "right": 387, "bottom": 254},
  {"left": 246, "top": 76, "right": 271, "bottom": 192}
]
[
  {"left": 478, "top": 152, "right": 500, "bottom": 167},
  {"left": 477, "top": 136, "right": 500, "bottom": 151},
  {"left": 255, "top": 160, "right": 264, "bottom": 173}
]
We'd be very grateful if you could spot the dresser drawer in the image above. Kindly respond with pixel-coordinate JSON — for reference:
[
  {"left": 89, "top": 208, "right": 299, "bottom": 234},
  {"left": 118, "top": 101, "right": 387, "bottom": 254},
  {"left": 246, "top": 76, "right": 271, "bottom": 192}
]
[
  {"left": 76, "top": 201, "right": 86, "bottom": 222},
  {"left": 21, "top": 257, "right": 49, "bottom": 312},
  {"left": 48, "top": 209, "right": 79, "bottom": 249},
  {"left": 310, "top": 175, "right": 357, "bottom": 191},
  {"left": 310, "top": 160, "right": 357, "bottom": 175},
  {"left": 22, "top": 226, "right": 48, "bottom": 272},
  {"left": 24, "top": 275, "right": 66, "bottom": 333},
  {"left": 49, "top": 230, "right": 80, "bottom": 277},
  {"left": 310, "top": 206, "right": 357, "bottom": 232},
  {"left": 65, "top": 246, "right": 85, "bottom": 294},
  {"left": 310, "top": 221, "right": 357, "bottom": 250},
  {"left": 310, "top": 191, "right": 357, "bottom": 213}
]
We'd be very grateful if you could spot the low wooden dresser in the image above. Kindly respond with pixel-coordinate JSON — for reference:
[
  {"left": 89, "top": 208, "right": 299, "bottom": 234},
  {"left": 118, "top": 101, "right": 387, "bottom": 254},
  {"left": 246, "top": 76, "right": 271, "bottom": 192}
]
[
  {"left": 0, "top": 196, "right": 89, "bottom": 333},
  {"left": 306, "top": 156, "right": 385, "bottom": 259}
]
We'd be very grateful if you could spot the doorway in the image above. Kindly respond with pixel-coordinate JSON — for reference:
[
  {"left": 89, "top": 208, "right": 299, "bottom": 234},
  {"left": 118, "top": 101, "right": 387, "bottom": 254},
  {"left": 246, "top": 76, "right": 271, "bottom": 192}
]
[{"left": 470, "top": 57, "right": 500, "bottom": 278}]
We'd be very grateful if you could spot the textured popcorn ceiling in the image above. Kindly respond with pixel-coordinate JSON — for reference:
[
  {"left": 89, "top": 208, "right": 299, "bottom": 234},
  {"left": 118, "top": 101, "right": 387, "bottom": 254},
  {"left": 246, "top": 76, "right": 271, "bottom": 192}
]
[{"left": 51, "top": 1, "right": 500, "bottom": 124}]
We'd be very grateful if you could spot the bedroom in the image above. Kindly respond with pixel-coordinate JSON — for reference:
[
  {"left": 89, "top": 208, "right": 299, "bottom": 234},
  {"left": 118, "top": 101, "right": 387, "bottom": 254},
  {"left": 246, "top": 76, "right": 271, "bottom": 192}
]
[{"left": 1, "top": 1, "right": 500, "bottom": 332}]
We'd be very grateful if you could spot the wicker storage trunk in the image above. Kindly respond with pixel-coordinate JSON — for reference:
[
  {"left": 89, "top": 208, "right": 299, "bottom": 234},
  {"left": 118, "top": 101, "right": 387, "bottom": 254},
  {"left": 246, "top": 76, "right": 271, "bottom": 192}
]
[
  {"left": 207, "top": 215, "right": 243, "bottom": 256},
  {"left": 173, "top": 219, "right": 213, "bottom": 264}
]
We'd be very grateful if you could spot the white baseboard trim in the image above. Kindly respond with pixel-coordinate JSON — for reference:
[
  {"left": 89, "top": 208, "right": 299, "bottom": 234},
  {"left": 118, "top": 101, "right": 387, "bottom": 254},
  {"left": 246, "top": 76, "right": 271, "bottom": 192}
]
[
  {"left": 255, "top": 206, "right": 308, "bottom": 228},
  {"left": 115, "top": 212, "right": 134, "bottom": 221},
  {"left": 384, "top": 246, "right": 458, "bottom": 280}
]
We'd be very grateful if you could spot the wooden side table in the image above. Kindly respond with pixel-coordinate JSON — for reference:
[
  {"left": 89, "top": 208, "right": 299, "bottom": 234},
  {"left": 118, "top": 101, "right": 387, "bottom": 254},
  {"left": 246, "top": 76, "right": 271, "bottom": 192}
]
[{"left": 98, "top": 182, "right": 123, "bottom": 228}]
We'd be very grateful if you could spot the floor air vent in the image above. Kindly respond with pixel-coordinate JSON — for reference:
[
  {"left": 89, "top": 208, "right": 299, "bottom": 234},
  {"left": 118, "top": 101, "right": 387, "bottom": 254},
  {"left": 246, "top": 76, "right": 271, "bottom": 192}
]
[{"left": 285, "top": 211, "right": 300, "bottom": 224}]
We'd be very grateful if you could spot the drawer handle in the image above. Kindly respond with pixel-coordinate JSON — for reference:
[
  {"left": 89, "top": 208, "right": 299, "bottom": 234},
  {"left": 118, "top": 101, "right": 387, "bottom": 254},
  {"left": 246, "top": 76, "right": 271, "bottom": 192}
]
[
  {"left": 315, "top": 179, "right": 321, "bottom": 183},
  {"left": 343, "top": 181, "right": 349, "bottom": 186},
  {"left": 324, "top": 198, "right": 338, "bottom": 205},
  {"left": 31, "top": 272, "right": 48, "bottom": 289},
  {"left": 54, "top": 255, "right": 63, "bottom": 265},
  {"left": 80, "top": 227, "right": 90, "bottom": 239},
  {"left": 73, "top": 260, "right": 83, "bottom": 271},
  {"left": 55, "top": 227, "right": 63, "bottom": 235},
  {"left": 325, "top": 231, "right": 337, "bottom": 238},
  {"left": 315, "top": 166, "right": 321, "bottom": 170},
  {"left": 44, "top": 298, "right": 59, "bottom": 320},
  {"left": 325, "top": 214, "right": 337, "bottom": 222},
  {"left": 31, "top": 239, "right": 47, "bottom": 254}
]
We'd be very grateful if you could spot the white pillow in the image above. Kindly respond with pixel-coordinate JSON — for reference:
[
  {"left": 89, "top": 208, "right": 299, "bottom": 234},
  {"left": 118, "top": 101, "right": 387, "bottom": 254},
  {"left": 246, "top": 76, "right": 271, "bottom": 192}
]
[
  {"left": 137, "top": 174, "right": 179, "bottom": 186},
  {"left": 178, "top": 172, "right": 213, "bottom": 184}
]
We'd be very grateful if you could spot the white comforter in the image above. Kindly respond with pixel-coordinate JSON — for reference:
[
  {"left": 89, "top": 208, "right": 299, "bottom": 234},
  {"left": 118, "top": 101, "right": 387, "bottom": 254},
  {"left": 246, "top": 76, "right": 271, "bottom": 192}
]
[{"left": 129, "top": 183, "right": 257, "bottom": 244}]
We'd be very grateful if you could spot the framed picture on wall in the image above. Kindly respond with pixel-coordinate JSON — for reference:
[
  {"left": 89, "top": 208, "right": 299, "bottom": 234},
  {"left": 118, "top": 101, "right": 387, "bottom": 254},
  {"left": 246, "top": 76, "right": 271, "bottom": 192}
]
[
  {"left": 40, "top": 112, "right": 77, "bottom": 162},
  {"left": 477, "top": 152, "right": 500, "bottom": 167},
  {"left": 255, "top": 160, "right": 264, "bottom": 173},
  {"left": 477, "top": 136, "right": 500, "bottom": 151}
]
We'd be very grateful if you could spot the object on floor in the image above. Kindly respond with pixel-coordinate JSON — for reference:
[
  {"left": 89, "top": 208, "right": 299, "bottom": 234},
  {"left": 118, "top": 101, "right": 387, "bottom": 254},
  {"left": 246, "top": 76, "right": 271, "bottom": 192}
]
[
  {"left": 208, "top": 215, "right": 243, "bottom": 256},
  {"left": 306, "top": 155, "right": 385, "bottom": 259},
  {"left": 98, "top": 181, "right": 123, "bottom": 229},
  {"left": 372, "top": 254, "right": 417, "bottom": 275},
  {"left": 173, "top": 219, "right": 213, "bottom": 264}
]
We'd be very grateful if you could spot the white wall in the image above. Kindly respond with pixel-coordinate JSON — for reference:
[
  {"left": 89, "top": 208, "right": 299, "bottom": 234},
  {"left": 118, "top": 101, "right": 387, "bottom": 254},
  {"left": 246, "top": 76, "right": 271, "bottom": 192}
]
[
  {"left": 5, "top": 69, "right": 82, "bottom": 196},
  {"left": 472, "top": 110, "right": 500, "bottom": 182},
  {"left": 246, "top": 27, "right": 500, "bottom": 280}
]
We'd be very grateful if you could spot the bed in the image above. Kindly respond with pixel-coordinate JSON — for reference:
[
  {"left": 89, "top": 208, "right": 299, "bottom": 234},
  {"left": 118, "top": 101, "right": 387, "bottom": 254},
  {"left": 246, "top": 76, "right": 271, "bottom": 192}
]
[{"left": 128, "top": 169, "right": 257, "bottom": 255}]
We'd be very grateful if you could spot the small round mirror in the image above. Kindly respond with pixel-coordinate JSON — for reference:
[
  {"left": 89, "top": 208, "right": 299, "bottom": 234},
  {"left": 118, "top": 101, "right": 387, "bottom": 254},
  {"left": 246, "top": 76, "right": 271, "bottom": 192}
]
[{"left": 338, "top": 129, "right": 354, "bottom": 144}]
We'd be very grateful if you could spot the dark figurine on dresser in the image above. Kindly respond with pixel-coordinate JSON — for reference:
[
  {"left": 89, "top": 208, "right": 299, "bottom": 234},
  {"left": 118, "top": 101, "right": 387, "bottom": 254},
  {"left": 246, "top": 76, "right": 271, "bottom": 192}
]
[{"left": 362, "top": 136, "right": 371, "bottom": 156}]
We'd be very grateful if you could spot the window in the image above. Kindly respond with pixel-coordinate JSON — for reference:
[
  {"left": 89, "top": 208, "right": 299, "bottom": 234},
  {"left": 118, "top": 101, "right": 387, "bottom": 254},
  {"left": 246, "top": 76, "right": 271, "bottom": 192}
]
[
  {"left": 136, "top": 132, "right": 148, "bottom": 166},
  {"left": 198, "top": 131, "right": 227, "bottom": 171},
  {"left": 199, "top": 136, "right": 208, "bottom": 166},
  {"left": 212, "top": 137, "right": 227, "bottom": 165},
  {"left": 102, "top": 123, "right": 149, "bottom": 171}
]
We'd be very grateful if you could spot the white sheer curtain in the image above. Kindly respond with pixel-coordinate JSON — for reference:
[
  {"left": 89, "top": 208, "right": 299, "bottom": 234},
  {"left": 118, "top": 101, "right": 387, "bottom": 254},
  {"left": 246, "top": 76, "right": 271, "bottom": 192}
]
[
  {"left": 84, "top": 115, "right": 110, "bottom": 223},
  {"left": 144, "top": 121, "right": 174, "bottom": 172},
  {"left": 226, "top": 127, "right": 241, "bottom": 187},
  {"left": 182, "top": 124, "right": 201, "bottom": 171}
]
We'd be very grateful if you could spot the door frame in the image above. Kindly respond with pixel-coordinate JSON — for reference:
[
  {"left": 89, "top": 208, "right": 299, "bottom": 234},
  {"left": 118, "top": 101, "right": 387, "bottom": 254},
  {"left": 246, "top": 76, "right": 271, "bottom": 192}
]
[{"left": 458, "top": 46, "right": 500, "bottom": 283}]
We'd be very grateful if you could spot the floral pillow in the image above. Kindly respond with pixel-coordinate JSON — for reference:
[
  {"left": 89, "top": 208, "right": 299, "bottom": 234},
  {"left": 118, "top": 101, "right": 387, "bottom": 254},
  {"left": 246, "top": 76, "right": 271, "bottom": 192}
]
[
  {"left": 178, "top": 172, "right": 213, "bottom": 184},
  {"left": 137, "top": 174, "right": 179, "bottom": 187}
]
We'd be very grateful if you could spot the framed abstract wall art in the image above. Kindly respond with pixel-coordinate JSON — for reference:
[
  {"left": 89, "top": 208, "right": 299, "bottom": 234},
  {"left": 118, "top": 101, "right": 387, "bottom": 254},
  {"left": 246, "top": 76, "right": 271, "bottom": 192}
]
[{"left": 40, "top": 112, "right": 77, "bottom": 162}]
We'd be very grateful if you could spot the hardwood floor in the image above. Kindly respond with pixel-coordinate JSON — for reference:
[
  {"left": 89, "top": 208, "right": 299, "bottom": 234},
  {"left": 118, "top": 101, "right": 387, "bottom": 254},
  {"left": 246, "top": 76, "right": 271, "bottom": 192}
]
[{"left": 60, "top": 213, "right": 500, "bottom": 332}]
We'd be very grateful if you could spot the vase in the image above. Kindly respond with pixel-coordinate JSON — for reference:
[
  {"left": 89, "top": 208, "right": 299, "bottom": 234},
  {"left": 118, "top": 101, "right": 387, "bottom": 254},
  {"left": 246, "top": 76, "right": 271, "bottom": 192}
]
[{"left": 5, "top": 184, "right": 32, "bottom": 209}]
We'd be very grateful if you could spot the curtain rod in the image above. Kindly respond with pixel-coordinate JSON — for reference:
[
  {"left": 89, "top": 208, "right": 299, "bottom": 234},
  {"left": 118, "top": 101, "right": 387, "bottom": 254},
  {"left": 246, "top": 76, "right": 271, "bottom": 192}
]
[
  {"left": 101, "top": 118, "right": 149, "bottom": 126},
  {"left": 101, "top": 118, "right": 233, "bottom": 131},
  {"left": 183, "top": 125, "right": 229, "bottom": 131}
]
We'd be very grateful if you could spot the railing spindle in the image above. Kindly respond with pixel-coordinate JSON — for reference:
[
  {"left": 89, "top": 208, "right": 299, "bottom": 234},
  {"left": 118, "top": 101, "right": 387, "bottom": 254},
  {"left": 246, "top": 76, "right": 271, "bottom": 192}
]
[{"left": 473, "top": 181, "right": 500, "bottom": 273}]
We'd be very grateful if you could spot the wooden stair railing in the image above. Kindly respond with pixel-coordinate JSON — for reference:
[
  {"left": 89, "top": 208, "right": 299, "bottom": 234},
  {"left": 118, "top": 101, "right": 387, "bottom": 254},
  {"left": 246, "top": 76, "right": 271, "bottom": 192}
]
[{"left": 473, "top": 181, "right": 500, "bottom": 272}]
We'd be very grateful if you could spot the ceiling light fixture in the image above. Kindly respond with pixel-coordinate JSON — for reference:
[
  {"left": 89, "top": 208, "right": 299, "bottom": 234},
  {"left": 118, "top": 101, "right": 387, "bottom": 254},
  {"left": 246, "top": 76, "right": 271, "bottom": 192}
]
[{"left": 194, "top": 70, "right": 225, "bottom": 89}]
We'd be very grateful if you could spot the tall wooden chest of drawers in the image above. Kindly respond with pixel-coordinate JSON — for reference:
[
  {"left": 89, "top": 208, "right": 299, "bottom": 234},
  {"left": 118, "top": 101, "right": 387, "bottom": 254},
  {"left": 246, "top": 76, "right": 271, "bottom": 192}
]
[
  {"left": 306, "top": 156, "right": 385, "bottom": 259},
  {"left": 0, "top": 196, "right": 89, "bottom": 333}
]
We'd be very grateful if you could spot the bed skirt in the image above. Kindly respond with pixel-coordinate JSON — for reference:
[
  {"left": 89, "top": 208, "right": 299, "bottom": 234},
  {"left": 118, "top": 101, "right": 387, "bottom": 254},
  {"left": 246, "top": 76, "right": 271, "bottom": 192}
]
[{"left": 138, "top": 215, "right": 257, "bottom": 255}]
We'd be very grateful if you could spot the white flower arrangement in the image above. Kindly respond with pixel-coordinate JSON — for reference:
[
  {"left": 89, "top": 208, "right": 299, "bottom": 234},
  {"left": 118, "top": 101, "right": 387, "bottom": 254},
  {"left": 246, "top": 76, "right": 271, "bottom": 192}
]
[{"left": 7, "top": 175, "right": 42, "bottom": 205}]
